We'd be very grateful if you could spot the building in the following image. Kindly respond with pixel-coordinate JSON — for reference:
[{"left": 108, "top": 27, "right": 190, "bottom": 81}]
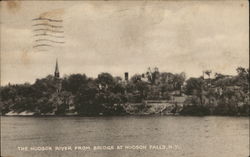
[
  {"left": 54, "top": 59, "right": 62, "bottom": 93},
  {"left": 52, "top": 59, "right": 62, "bottom": 113},
  {"left": 53, "top": 59, "right": 76, "bottom": 115}
]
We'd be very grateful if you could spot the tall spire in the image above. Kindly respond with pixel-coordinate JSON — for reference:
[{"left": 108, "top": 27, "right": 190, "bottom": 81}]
[{"left": 54, "top": 58, "right": 60, "bottom": 78}]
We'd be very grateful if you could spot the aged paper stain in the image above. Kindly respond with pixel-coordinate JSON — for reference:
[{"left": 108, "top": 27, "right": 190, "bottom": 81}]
[
  {"left": 39, "top": 8, "right": 65, "bottom": 19},
  {"left": 6, "top": 0, "right": 21, "bottom": 13}
]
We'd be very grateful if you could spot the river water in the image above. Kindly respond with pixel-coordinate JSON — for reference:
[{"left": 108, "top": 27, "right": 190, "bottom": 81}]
[{"left": 1, "top": 116, "right": 249, "bottom": 157}]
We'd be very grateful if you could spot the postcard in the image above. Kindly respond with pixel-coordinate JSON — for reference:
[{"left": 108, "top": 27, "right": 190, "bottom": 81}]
[{"left": 0, "top": 0, "right": 249, "bottom": 157}]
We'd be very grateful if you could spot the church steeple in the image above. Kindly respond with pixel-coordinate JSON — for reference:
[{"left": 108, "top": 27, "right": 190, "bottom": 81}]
[{"left": 54, "top": 59, "right": 60, "bottom": 78}]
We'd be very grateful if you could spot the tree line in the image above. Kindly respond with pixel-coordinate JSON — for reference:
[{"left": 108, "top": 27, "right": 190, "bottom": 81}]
[
  {"left": 0, "top": 67, "right": 249, "bottom": 116},
  {"left": 182, "top": 67, "right": 249, "bottom": 116}
]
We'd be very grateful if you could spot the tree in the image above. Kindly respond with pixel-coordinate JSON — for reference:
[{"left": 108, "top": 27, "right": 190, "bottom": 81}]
[
  {"left": 130, "top": 74, "right": 142, "bottom": 84},
  {"left": 204, "top": 70, "right": 212, "bottom": 79},
  {"left": 55, "top": 91, "right": 74, "bottom": 115},
  {"left": 75, "top": 79, "right": 100, "bottom": 115},
  {"left": 37, "top": 97, "right": 54, "bottom": 114},
  {"left": 97, "top": 73, "right": 115, "bottom": 91},
  {"left": 173, "top": 72, "right": 186, "bottom": 90},
  {"left": 145, "top": 67, "right": 160, "bottom": 85},
  {"left": 129, "top": 74, "right": 149, "bottom": 101},
  {"left": 185, "top": 77, "right": 204, "bottom": 95},
  {"left": 184, "top": 77, "right": 205, "bottom": 105},
  {"left": 62, "top": 74, "right": 88, "bottom": 94},
  {"left": 235, "top": 67, "right": 249, "bottom": 92}
]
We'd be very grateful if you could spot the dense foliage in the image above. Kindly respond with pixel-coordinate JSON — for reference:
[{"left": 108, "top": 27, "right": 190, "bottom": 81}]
[
  {"left": 0, "top": 67, "right": 249, "bottom": 116},
  {"left": 182, "top": 67, "right": 249, "bottom": 116}
]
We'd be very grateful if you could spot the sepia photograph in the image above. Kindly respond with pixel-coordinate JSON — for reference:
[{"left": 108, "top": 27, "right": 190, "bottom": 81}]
[{"left": 0, "top": 0, "right": 249, "bottom": 157}]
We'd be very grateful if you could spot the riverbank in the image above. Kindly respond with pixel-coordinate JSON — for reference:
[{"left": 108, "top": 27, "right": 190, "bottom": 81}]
[
  {"left": 2, "top": 97, "right": 249, "bottom": 117},
  {"left": 2, "top": 109, "right": 248, "bottom": 117}
]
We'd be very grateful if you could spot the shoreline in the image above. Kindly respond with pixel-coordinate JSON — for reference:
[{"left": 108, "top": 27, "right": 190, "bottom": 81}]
[{"left": 1, "top": 114, "right": 248, "bottom": 117}]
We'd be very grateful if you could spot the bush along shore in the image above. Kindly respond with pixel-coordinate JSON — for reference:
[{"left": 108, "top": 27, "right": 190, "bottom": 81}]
[{"left": 0, "top": 67, "right": 249, "bottom": 116}]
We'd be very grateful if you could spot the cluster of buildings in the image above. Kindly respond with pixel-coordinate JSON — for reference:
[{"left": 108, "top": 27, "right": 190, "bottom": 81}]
[{"left": 51, "top": 60, "right": 187, "bottom": 114}]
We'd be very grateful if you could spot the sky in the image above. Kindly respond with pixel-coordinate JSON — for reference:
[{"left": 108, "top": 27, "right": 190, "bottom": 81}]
[{"left": 0, "top": 0, "right": 249, "bottom": 85}]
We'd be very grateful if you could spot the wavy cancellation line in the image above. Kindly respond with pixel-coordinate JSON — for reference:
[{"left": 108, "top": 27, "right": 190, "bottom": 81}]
[
  {"left": 32, "top": 17, "right": 63, "bottom": 22},
  {"left": 33, "top": 33, "right": 64, "bottom": 38},
  {"left": 33, "top": 28, "right": 64, "bottom": 33},
  {"left": 33, "top": 44, "right": 53, "bottom": 48},
  {"left": 32, "top": 23, "right": 63, "bottom": 28},
  {"left": 35, "top": 39, "right": 65, "bottom": 44}
]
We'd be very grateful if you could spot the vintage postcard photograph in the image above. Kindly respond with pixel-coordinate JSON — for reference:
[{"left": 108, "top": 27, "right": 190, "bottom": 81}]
[{"left": 0, "top": 0, "right": 249, "bottom": 157}]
